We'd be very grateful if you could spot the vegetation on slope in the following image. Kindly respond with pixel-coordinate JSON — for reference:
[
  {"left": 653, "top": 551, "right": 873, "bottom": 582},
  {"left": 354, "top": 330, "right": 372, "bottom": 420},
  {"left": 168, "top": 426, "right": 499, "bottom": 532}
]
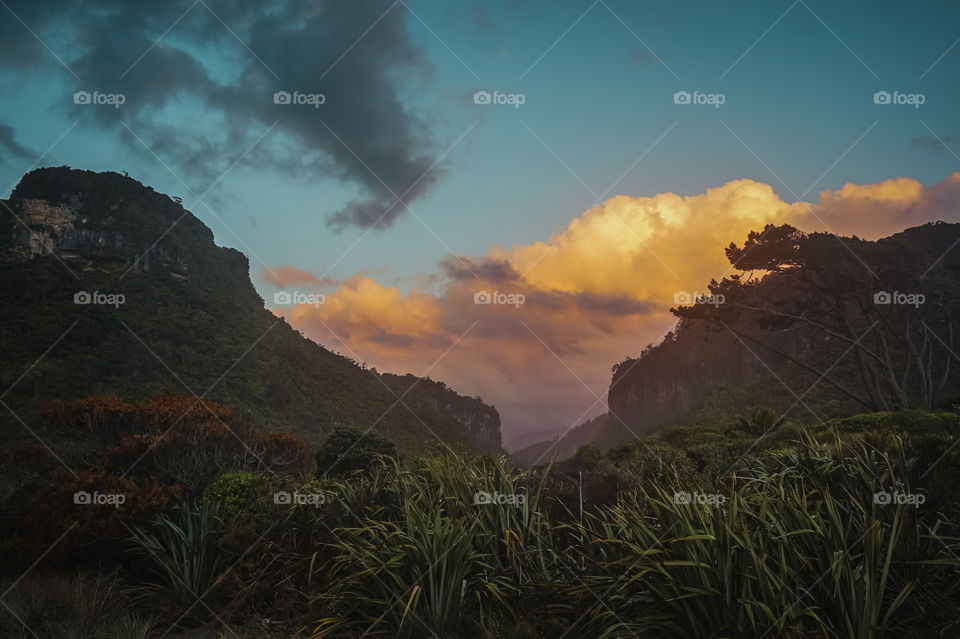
[{"left": 0, "top": 167, "right": 475, "bottom": 458}]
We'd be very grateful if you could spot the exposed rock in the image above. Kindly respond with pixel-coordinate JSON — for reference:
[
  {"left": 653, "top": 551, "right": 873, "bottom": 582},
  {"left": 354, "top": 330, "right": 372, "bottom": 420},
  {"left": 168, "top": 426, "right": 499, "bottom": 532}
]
[
  {"left": 2, "top": 168, "right": 194, "bottom": 281},
  {"left": 7, "top": 199, "right": 78, "bottom": 259}
]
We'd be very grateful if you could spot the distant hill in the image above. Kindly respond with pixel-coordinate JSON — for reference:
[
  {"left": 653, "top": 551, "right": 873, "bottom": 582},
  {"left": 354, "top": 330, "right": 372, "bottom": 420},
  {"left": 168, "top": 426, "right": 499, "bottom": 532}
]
[
  {"left": 0, "top": 167, "right": 492, "bottom": 458},
  {"left": 504, "top": 428, "right": 566, "bottom": 453},
  {"left": 510, "top": 414, "right": 610, "bottom": 466}
]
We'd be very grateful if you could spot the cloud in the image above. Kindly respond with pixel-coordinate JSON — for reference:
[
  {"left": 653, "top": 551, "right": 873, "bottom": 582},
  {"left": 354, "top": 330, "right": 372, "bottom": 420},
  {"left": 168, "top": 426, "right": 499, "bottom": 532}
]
[
  {"left": 0, "top": 0, "right": 442, "bottom": 229},
  {"left": 439, "top": 255, "right": 521, "bottom": 282},
  {"left": 272, "top": 173, "right": 960, "bottom": 440},
  {"left": 911, "top": 135, "right": 960, "bottom": 151},
  {"left": 0, "top": 124, "right": 37, "bottom": 165},
  {"left": 798, "top": 173, "right": 960, "bottom": 238},
  {"left": 260, "top": 265, "right": 336, "bottom": 289}
]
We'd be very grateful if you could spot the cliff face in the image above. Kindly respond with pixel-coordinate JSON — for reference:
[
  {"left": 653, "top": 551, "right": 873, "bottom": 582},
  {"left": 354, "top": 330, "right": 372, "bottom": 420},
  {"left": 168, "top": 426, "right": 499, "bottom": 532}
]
[
  {"left": 607, "top": 321, "right": 787, "bottom": 434},
  {"left": 1, "top": 167, "right": 252, "bottom": 289},
  {"left": 380, "top": 373, "right": 504, "bottom": 455}
]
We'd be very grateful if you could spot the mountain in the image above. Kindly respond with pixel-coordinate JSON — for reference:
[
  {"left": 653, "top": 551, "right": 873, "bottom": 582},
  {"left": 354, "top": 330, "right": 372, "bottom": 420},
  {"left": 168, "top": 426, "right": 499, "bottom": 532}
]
[
  {"left": 504, "top": 428, "right": 566, "bottom": 453},
  {"left": 379, "top": 373, "right": 503, "bottom": 455},
  {"left": 516, "top": 222, "right": 960, "bottom": 462},
  {"left": 0, "top": 167, "right": 496, "bottom": 457},
  {"left": 510, "top": 414, "right": 610, "bottom": 466}
]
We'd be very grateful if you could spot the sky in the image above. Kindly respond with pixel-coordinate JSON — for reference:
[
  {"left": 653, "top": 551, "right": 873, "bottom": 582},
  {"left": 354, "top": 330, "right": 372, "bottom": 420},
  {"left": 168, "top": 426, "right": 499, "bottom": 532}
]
[{"left": 1, "top": 0, "right": 958, "bottom": 445}]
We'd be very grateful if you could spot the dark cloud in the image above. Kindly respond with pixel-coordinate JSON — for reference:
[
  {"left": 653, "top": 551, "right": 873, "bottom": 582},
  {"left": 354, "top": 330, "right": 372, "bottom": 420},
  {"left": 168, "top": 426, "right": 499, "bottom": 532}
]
[
  {"left": 365, "top": 327, "right": 451, "bottom": 350},
  {"left": 0, "top": 124, "right": 36, "bottom": 165},
  {"left": 0, "top": 0, "right": 442, "bottom": 230},
  {"left": 439, "top": 255, "right": 522, "bottom": 282},
  {"left": 911, "top": 135, "right": 960, "bottom": 151},
  {"left": 567, "top": 291, "right": 658, "bottom": 316}
]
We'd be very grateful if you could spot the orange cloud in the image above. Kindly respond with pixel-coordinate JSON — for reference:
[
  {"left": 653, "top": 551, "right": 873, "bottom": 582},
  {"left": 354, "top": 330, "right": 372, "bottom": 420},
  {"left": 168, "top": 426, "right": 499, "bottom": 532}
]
[
  {"left": 271, "top": 173, "right": 960, "bottom": 442},
  {"left": 261, "top": 265, "right": 337, "bottom": 289},
  {"left": 798, "top": 173, "right": 960, "bottom": 238}
]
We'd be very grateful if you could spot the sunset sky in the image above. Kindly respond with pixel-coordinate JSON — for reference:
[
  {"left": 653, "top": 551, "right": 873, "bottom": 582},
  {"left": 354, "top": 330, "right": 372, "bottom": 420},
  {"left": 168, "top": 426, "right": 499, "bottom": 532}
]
[{"left": 1, "top": 0, "right": 958, "bottom": 442}]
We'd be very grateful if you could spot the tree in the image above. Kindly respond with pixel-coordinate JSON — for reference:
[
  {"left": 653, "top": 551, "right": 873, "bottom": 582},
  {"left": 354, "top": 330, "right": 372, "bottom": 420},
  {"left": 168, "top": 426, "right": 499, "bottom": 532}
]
[
  {"left": 674, "top": 223, "right": 960, "bottom": 411},
  {"left": 314, "top": 426, "right": 398, "bottom": 478}
]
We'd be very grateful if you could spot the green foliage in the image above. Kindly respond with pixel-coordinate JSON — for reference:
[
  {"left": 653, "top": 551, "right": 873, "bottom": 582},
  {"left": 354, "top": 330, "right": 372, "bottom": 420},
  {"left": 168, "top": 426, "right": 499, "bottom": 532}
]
[
  {"left": 736, "top": 407, "right": 782, "bottom": 436},
  {"left": 314, "top": 426, "right": 398, "bottom": 477},
  {"left": 204, "top": 471, "right": 271, "bottom": 521},
  {"left": 577, "top": 432, "right": 956, "bottom": 639},
  {"left": 570, "top": 444, "right": 603, "bottom": 469},
  {"left": 126, "top": 498, "right": 224, "bottom": 611},
  {"left": 826, "top": 409, "right": 960, "bottom": 435}
]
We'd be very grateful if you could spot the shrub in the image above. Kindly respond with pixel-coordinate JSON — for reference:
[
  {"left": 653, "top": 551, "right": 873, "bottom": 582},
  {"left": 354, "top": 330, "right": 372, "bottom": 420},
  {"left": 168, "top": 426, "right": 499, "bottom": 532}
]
[
  {"left": 826, "top": 409, "right": 960, "bottom": 436},
  {"left": 40, "top": 395, "right": 136, "bottom": 443},
  {"left": 255, "top": 431, "right": 310, "bottom": 474},
  {"left": 314, "top": 426, "right": 397, "bottom": 478},
  {"left": 204, "top": 471, "right": 272, "bottom": 521},
  {"left": 13, "top": 469, "right": 176, "bottom": 568}
]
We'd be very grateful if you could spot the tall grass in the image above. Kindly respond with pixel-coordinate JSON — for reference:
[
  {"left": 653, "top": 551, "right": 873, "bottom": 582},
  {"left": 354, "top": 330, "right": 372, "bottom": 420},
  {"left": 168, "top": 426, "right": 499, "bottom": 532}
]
[
  {"left": 577, "top": 433, "right": 955, "bottom": 638},
  {"left": 300, "top": 432, "right": 957, "bottom": 638}
]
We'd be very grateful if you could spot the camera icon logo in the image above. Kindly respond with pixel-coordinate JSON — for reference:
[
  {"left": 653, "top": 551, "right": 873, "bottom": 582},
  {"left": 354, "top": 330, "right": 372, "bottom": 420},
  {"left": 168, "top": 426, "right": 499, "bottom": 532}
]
[
  {"left": 673, "top": 91, "right": 691, "bottom": 105},
  {"left": 73, "top": 91, "right": 91, "bottom": 105},
  {"left": 273, "top": 91, "right": 291, "bottom": 105},
  {"left": 274, "top": 291, "right": 292, "bottom": 305},
  {"left": 673, "top": 291, "right": 693, "bottom": 305},
  {"left": 474, "top": 291, "right": 492, "bottom": 304},
  {"left": 273, "top": 491, "right": 292, "bottom": 505},
  {"left": 74, "top": 291, "right": 92, "bottom": 304},
  {"left": 873, "top": 91, "right": 891, "bottom": 105},
  {"left": 873, "top": 490, "right": 892, "bottom": 505},
  {"left": 473, "top": 491, "right": 492, "bottom": 504},
  {"left": 73, "top": 490, "right": 92, "bottom": 504},
  {"left": 473, "top": 90, "right": 491, "bottom": 105},
  {"left": 673, "top": 491, "right": 691, "bottom": 504},
  {"left": 873, "top": 291, "right": 891, "bottom": 305}
]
